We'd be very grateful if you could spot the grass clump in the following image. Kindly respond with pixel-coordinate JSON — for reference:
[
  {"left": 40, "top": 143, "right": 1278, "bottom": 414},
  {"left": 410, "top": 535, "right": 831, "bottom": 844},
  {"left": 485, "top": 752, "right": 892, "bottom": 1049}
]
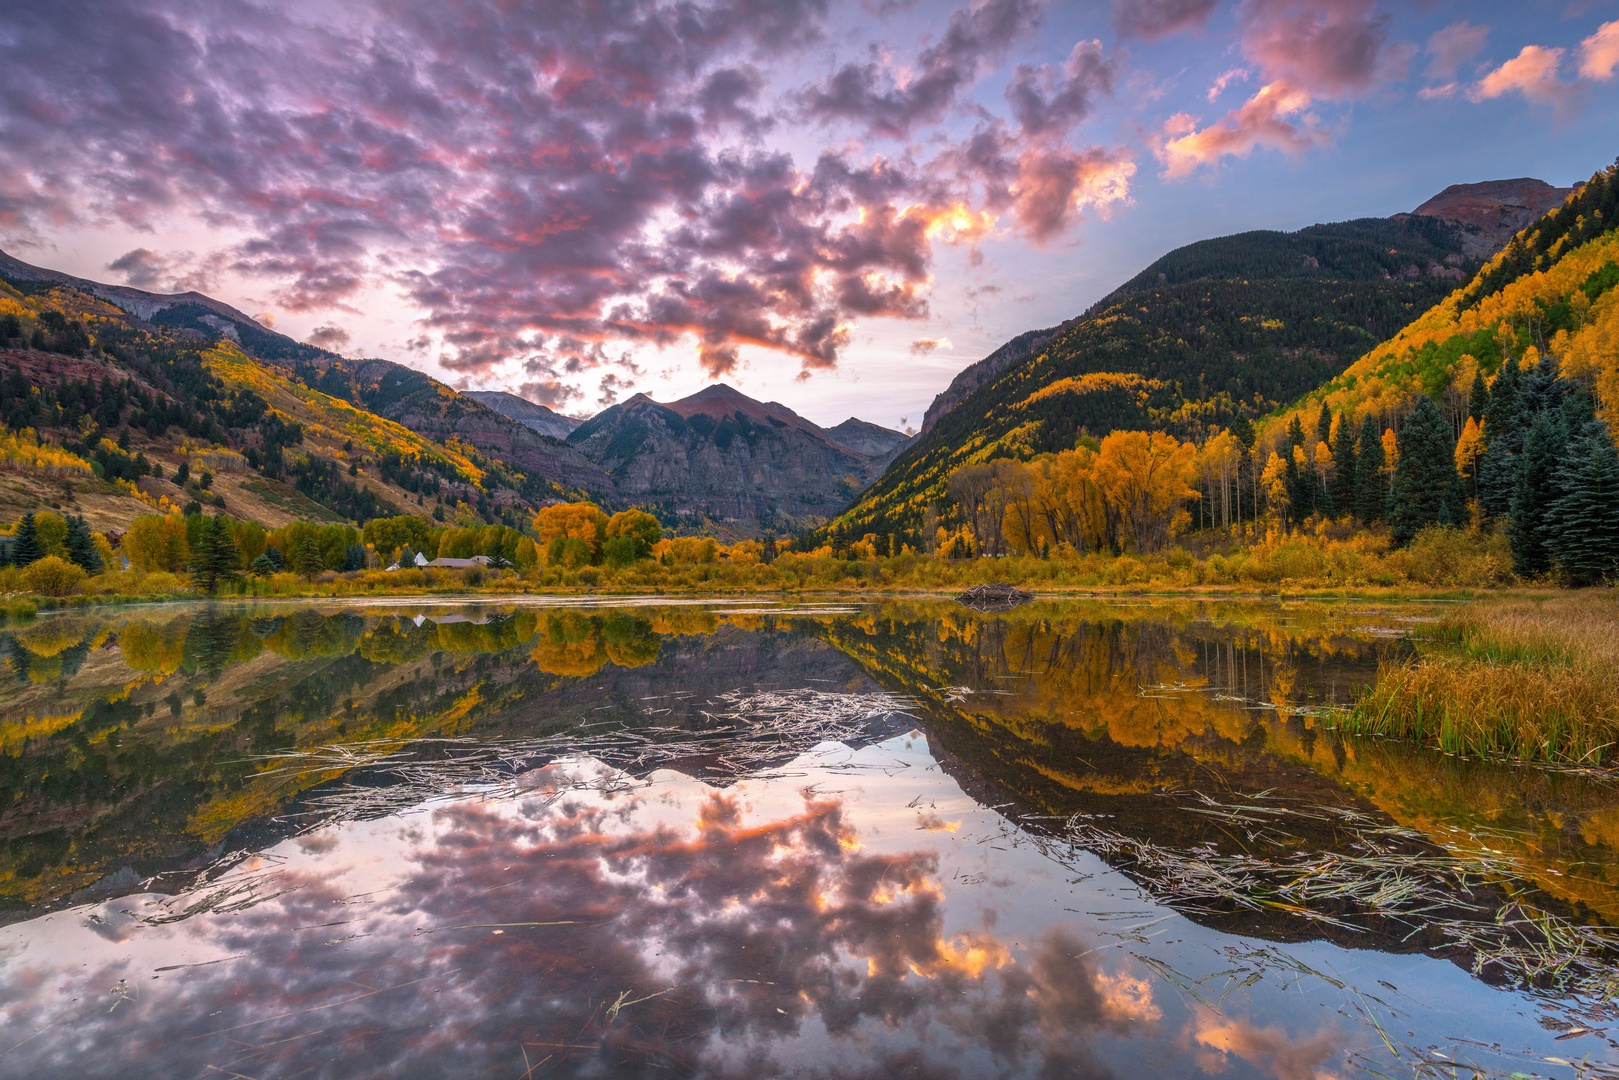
[{"left": 1345, "top": 592, "right": 1619, "bottom": 763}]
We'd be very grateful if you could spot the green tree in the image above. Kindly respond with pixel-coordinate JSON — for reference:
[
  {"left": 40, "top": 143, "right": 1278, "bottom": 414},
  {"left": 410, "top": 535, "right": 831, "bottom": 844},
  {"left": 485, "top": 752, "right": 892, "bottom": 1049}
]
[
  {"left": 191, "top": 515, "right": 242, "bottom": 594},
  {"left": 1509, "top": 410, "right": 1567, "bottom": 577},
  {"left": 12, "top": 512, "right": 42, "bottom": 567},
  {"left": 1478, "top": 355, "right": 1522, "bottom": 519},
  {"left": 1548, "top": 426, "right": 1619, "bottom": 586},
  {"left": 1467, "top": 368, "right": 1488, "bottom": 422},
  {"left": 1353, "top": 415, "right": 1384, "bottom": 523},
  {"left": 605, "top": 509, "right": 662, "bottom": 559},
  {"left": 64, "top": 514, "right": 102, "bottom": 574},
  {"left": 291, "top": 534, "right": 323, "bottom": 579},
  {"left": 1314, "top": 401, "right": 1332, "bottom": 448},
  {"left": 1329, "top": 411, "right": 1357, "bottom": 513},
  {"left": 1388, "top": 396, "right": 1463, "bottom": 546}
]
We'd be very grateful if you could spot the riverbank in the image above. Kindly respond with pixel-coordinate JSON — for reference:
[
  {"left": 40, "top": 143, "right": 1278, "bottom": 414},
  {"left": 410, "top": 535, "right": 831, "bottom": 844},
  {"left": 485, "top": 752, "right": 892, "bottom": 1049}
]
[{"left": 1342, "top": 593, "right": 1619, "bottom": 765}]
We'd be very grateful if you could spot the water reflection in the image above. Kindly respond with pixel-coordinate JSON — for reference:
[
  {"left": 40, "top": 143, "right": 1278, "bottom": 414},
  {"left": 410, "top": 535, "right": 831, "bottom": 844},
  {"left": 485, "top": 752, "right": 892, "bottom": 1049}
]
[{"left": 1, "top": 599, "right": 1618, "bottom": 1078}]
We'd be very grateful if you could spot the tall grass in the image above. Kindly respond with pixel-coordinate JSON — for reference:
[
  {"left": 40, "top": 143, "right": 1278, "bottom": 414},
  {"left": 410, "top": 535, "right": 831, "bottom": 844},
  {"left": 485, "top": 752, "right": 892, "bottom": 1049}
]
[{"left": 1345, "top": 593, "right": 1619, "bottom": 764}]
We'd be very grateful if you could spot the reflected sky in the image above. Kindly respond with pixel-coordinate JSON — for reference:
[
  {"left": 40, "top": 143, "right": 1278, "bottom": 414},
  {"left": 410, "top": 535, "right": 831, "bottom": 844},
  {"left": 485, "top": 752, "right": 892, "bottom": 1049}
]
[
  {"left": 2, "top": 732, "right": 1579, "bottom": 1080},
  {"left": 3, "top": 600, "right": 1619, "bottom": 1078}
]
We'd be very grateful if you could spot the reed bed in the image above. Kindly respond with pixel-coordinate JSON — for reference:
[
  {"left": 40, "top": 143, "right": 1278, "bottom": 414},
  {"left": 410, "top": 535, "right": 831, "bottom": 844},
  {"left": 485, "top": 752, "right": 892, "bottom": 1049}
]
[{"left": 1342, "top": 592, "right": 1619, "bottom": 764}]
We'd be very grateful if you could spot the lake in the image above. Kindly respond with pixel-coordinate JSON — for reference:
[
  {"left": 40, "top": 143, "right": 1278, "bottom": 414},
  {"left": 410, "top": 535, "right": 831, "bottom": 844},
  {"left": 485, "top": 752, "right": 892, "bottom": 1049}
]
[{"left": 2, "top": 598, "right": 1617, "bottom": 1079}]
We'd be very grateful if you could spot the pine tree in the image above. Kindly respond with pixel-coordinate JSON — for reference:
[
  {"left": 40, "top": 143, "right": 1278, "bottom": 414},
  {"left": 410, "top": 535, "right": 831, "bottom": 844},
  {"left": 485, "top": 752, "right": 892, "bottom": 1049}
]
[
  {"left": 64, "top": 514, "right": 101, "bottom": 574},
  {"left": 1510, "top": 410, "right": 1567, "bottom": 577},
  {"left": 1548, "top": 426, "right": 1619, "bottom": 586},
  {"left": 1353, "top": 415, "right": 1384, "bottom": 523},
  {"left": 1315, "top": 401, "right": 1332, "bottom": 449},
  {"left": 190, "top": 515, "right": 242, "bottom": 594},
  {"left": 1330, "top": 411, "right": 1357, "bottom": 513},
  {"left": 292, "top": 535, "right": 323, "bottom": 579},
  {"left": 1478, "top": 356, "right": 1522, "bottom": 519},
  {"left": 1467, "top": 369, "right": 1488, "bottom": 422},
  {"left": 1388, "top": 396, "right": 1463, "bottom": 546},
  {"left": 12, "top": 512, "right": 42, "bottom": 567}
]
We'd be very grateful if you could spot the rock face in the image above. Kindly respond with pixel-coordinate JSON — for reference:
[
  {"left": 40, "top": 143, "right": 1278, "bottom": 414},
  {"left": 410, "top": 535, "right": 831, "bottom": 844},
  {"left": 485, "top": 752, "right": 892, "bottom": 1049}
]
[
  {"left": 1412, "top": 178, "right": 1576, "bottom": 258},
  {"left": 824, "top": 418, "right": 912, "bottom": 460},
  {"left": 464, "top": 391, "right": 582, "bottom": 441},
  {"left": 565, "top": 384, "right": 889, "bottom": 532}
]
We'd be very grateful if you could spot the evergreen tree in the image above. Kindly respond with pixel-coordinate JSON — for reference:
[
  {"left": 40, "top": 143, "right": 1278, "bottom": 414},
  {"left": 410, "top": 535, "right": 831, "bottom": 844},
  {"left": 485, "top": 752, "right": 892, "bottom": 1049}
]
[
  {"left": 1353, "top": 416, "right": 1384, "bottom": 523},
  {"left": 292, "top": 535, "right": 323, "bottom": 579},
  {"left": 1478, "top": 356, "right": 1522, "bottom": 519},
  {"left": 1388, "top": 396, "right": 1463, "bottom": 546},
  {"left": 1315, "top": 401, "right": 1332, "bottom": 448},
  {"left": 1509, "top": 410, "right": 1568, "bottom": 577},
  {"left": 248, "top": 553, "right": 278, "bottom": 576},
  {"left": 1283, "top": 415, "right": 1311, "bottom": 521},
  {"left": 1548, "top": 425, "right": 1619, "bottom": 586},
  {"left": 64, "top": 515, "right": 102, "bottom": 574},
  {"left": 1330, "top": 411, "right": 1357, "bottom": 513},
  {"left": 12, "top": 512, "right": 42, "bottom": 567},
  {"left": 1467, "top": 369, "right": 1488, "bottom": 422},
  {"left": 190, "top": 515, "right": 242, "bottom": 594}
]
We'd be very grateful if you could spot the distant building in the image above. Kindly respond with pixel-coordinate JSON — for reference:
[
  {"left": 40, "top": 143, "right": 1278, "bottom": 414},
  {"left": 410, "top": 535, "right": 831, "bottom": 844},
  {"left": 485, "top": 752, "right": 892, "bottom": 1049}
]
[{"left": 424, "top": 555, "right": 493, "bottom": 569}]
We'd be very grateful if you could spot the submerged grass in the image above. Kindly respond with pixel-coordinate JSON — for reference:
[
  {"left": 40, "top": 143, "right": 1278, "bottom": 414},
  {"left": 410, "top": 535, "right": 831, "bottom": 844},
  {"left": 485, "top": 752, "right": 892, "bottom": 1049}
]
[{"left": 1343, "top": 592, "right": 1619, "bottom": 765}]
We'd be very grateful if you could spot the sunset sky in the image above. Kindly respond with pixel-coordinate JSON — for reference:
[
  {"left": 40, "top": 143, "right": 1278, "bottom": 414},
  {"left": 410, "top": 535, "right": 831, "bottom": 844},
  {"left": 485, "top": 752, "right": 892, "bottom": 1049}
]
[{"left": 2, "top": 0, "right": 1616, "bottom": 430}]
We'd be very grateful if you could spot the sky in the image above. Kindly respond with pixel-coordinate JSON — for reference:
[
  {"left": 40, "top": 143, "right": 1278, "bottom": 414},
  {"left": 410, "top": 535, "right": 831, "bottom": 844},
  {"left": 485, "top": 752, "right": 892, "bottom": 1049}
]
[{"left": 1, "top": 0, "right": 1616, "bottom": 432}]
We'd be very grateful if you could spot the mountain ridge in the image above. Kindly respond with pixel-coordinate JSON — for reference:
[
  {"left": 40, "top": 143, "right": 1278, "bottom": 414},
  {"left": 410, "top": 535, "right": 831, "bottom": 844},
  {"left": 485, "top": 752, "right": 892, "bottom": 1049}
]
[{"left": 832, "top": 177, "right": 1567, "bottom": 549}]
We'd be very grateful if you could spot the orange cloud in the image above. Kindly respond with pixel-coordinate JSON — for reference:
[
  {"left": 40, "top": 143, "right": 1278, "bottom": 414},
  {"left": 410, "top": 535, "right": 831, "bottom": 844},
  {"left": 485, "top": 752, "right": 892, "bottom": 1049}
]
[
  {"left": 1156, "top": 82, "right": 1323, "bottom": 179},
  {"left": 1190, "top": 1006, "right": 1346, "bottom": 1080}
]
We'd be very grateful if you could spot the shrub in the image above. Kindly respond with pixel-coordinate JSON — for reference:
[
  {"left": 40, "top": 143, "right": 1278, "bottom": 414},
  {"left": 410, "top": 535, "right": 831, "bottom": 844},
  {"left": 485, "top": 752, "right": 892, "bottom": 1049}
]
[{"left": 21, "top": 555, "right": 87, "bottom": 597}]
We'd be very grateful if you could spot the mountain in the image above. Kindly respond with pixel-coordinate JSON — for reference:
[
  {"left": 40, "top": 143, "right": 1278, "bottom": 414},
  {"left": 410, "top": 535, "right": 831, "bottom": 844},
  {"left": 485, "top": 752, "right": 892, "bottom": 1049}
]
[
  {"left": 464, "top": 391, "right": 582, "bottom": 440},
  {"left": 564, "top": 384, "right": 890, "bottom": 533},
  {"left": 829, "top": 178, "right": 1566, "bottom": 549},
  {"left": 824, "top": 417, "right": 912, "bottom": 460},
  {"left": 1276, "top": 166, "right": 1619, "bottom": 441},
  {"left": 1410, "top": 178, "right": 1577, "bottom": 259},
  {"left": 0, "top": 250, "right": 613, "bottom": 529}
]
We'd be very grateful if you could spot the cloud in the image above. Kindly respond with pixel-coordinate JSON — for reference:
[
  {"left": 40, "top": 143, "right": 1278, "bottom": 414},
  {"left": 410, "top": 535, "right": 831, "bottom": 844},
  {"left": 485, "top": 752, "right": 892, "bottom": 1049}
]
[
  {"left": 1207, "top": 67, "right": 1250, "bottom": 101},
  {"left": 801, "top": 0, "right": 1042, "bottom": 138},
  {"left": 106, "top": 248, "right": 172, "bottom": 291},
  {"left": 1004, "top": 40, "right": 1121, "bottom": 137},
  {"left": 909, "top": 337, "right": 951, "bottom": 354},
  {"left": 305, "top": 324, "right": 351, "bottom": 352},
  {"left": 1110, "top": 0, "right": 1222, "bottom": 40},
  {"left": 518, "top": 376, "right": 583, "bottom": 410},
  {"left": 1470, "top": 45, "right": 1573, "bottom": 109},
  {"left": 1156, "top": 81, "right": 1322, "bottom": 178},
  {"left": 1580, "top": 19, "right": 1619, "bottom": 81},
  {"left": 1237, "top": 0, "right": 1410, "bottom": 98},
  {"left": 1425, "top": 20, "right": 1488, "bottom": 81},
  {"left": 1188, "top": 1007, "right": 1347, "bottom": 1080}
]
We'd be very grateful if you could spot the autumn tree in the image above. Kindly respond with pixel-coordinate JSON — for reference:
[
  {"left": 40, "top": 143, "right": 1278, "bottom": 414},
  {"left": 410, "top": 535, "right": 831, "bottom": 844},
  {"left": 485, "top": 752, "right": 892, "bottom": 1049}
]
[
  {"left": 604, "top": 509, "right": 662, "bottom": 562},
  {"left": 534, "top": 502, "right": 608, "bottom": 565},
  {"left": 1093, "top": 430, "right": 1197, "bottom": 553}
]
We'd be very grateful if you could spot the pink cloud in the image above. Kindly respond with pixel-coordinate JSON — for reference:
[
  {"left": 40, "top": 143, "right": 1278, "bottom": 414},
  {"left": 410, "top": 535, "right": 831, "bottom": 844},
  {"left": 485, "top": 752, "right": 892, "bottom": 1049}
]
[
  {"left": 1470, "top": 45, "right": 1573, "bottom": 109},
  {"left": 1237, "top": 0, "right": 1411, "bottom": 98},
  {"left": 1155, "top": 81, "right": 1323, "bottom": 178},
  {"left": 1111, "top": 0, "right": 1222, "bottom": 41},
  {"left": 1425, "top": 20, "right": 1488, "bottom": 81},
  {"left": 1580, "top": 20, "right": 1619, "bottom": 81}
]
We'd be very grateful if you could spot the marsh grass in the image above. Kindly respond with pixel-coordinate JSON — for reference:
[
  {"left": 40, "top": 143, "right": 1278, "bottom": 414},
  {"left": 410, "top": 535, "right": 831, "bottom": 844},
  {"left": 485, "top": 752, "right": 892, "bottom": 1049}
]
[{"left": 1344, "top": 593, "right": 1619, "bottom": 764}]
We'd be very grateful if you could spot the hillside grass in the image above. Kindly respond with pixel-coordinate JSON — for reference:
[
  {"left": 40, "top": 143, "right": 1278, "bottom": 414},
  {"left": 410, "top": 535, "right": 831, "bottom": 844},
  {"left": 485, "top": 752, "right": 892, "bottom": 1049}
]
[{"left": 1343, "top": 593, "right": 1619, "bottom": 764}]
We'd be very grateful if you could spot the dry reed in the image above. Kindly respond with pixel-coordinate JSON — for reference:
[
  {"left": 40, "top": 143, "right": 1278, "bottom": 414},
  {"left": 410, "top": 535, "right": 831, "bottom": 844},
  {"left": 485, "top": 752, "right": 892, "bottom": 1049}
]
[{"left": 1342, "top": 592, "right": 1619, "bottom": 764}]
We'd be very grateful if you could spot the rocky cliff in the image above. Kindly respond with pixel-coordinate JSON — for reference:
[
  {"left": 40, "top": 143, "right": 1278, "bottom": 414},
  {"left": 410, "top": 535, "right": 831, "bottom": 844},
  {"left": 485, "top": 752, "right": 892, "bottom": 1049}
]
[
  {"left": 565, "top": 384, "right": 891, "bottom": 532},
  {"left": 464, "top": 391, "right": 582, "bottom": 441}
]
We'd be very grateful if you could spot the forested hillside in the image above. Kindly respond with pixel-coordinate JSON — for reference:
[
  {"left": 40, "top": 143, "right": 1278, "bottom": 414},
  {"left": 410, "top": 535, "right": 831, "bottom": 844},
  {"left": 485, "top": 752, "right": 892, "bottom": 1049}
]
[
  {"left": 0, "top": 260, "right": 596, "bottom": 530},
  {"left": 831, "top": 212, "right": 1481, "bottom": 548}
]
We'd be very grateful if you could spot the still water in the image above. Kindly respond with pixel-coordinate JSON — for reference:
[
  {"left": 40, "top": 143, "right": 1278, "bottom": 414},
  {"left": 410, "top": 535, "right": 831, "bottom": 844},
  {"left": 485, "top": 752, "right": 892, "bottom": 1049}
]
[{"left": 2, "top": 598, "right": 1618, "bottom": 1078}]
